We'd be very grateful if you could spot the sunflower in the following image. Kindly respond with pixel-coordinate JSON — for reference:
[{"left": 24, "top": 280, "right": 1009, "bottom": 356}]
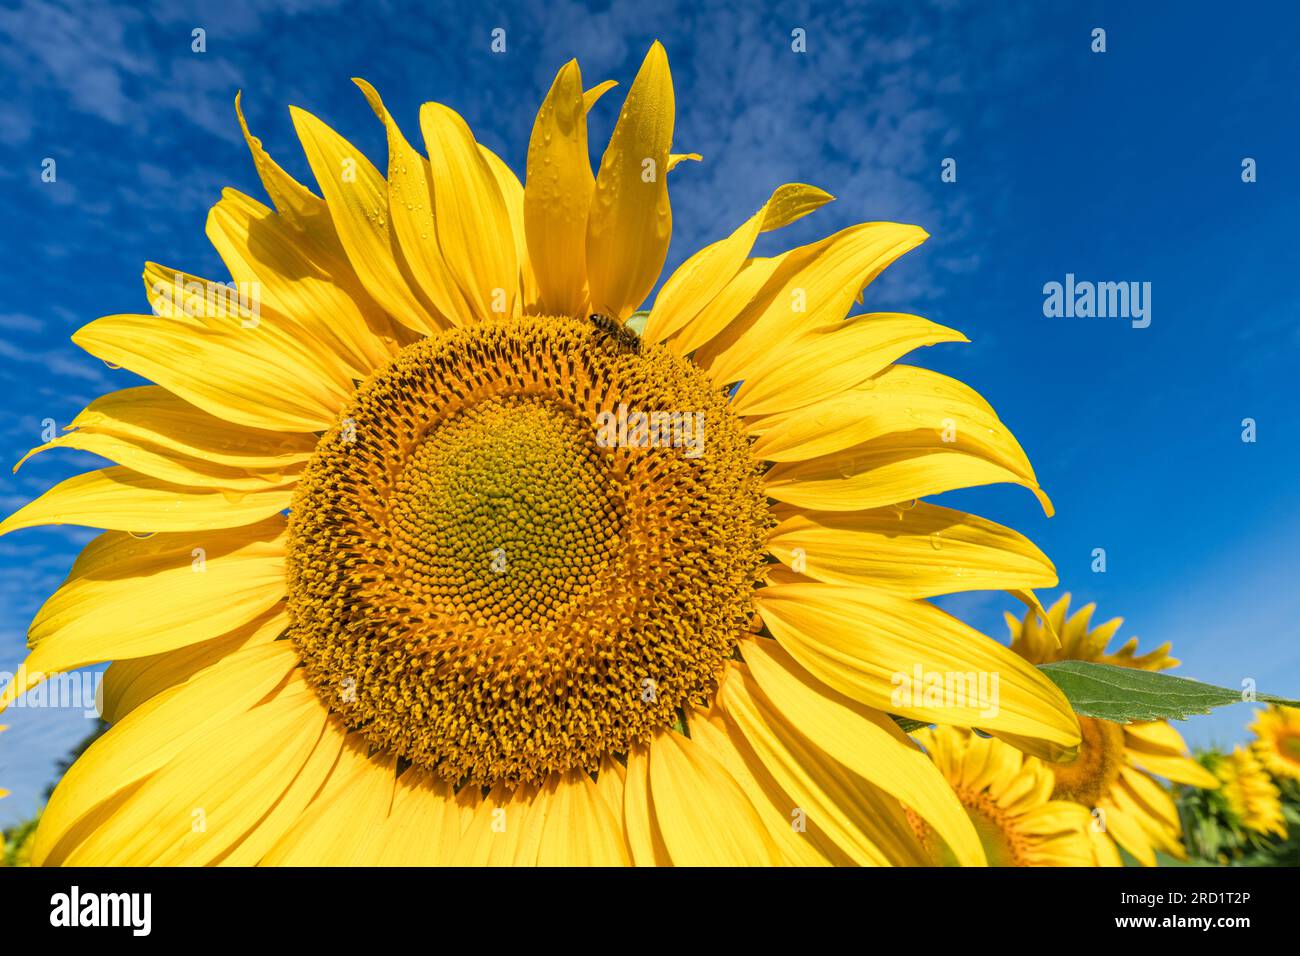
[
  {"left": 908, "top": 725, "right": 1095, "bottom": 866},
  {"left": 1006, "top": 594, "right": 1218, "bottom": 866},
  {"left": 1249, "top": 704, "right": 1300, "bottom": 785},
  {"left": 1209, "top": 746, "right": 1286, "bottom": 839},
  {"left": 0, "top": 44, "right": 1080, "bottom": 867},
  {"left": 0, "top": 724, "right": 7, "bottom": 802}
]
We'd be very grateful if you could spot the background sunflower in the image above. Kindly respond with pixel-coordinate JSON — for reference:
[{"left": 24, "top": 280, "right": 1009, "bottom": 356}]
[
  {"left": 1006, "top": 595, "right": 1219, "bottom": 866},
  {"left": 910, "top": 724, "right": 1096, "bottom": 867}
]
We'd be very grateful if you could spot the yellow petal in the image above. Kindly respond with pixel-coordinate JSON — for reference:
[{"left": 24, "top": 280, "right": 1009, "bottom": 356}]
[
  {"left": 373, "top": 767, "right": 462, "bottom": 866},
  {"left": 33, "top": 386, "right": 315, "bottom": 471},
  {"left": 621, "top": 745, "right": 668, "bottom": 866},
  {"left": 666, "top": 255, "right": 784, "bottom": 356},
  {"left": 419, "top": 102, "right": 519, "bottom": 321},
  {"left": 65, "top": 679, "right": 327, "bottom": 865},
  {"left": 207, "top": 187, "right": 408, "bottom": 371},
  {"left": 711, "top": 674, "right": 924, "bottom": 866},
  {"left": 74, "top": 311, "right": 350, "bottom": 432},
  {"left": 737, "top": 640, "right": 984, "bottom": 866},
  {"left": 0, "top": 467, "right": 291, "bottom": 540},
  {"left": 262, "top": 735, "right": 397, "bottom": 865},
  {"left": 1119, "top": 766, "right": 1180, "bottom": 830},
  {"left": 594, "top": 754, "right": 626, "bottom": 822},
  {"left": 219, "top": 715, "right": 347, "bottom": 865},
  {"left": 749, "top": 364, "right": 1028, "bottom": 470},
  {"left": 666, "top": 152, "right": 702, "bottom": 172},
  {"left": 479, "top": 144, "right": 538, "bottom": 312},
  {"left": 644, "top": 183, "right": 833, "bottom": 345},
  {"left": 452, "top": 782, "right": 544, "bottom": 866},
  {"left": 752, "top": 582, "right": 1081, "bottom": 760},
  {"left": 647, "top": 728, "right": 784, "bottom": 865},
  {"left": 31, "top": 641, "right": 299, "bottom": 864},
  {"left": 290, "top": 105, "right": 442, "bottom": 333},
  {"left": 525, "top": 60, "right": 595, "bottom": 318},
  {"left": 102, "top": 602, "right": 286, "bottom": 724},
  {"left": 353, "top": 79, "right": 471, "bottom": 330},
  {"left": 684, "top": 706, "right": 831, "bottom": 865},
  {"left": 1125, "top": 728, "right": 1220, "bottom": 788},
  {"left": 16, "top": 430, "right": 297, "bottom": 492},
  {"left": 766, "top": 503, "right": 1056, "bottom": 599},
  {"left": 536, "top": 771, "right": 630, "bottom": 866},
  {"left": 583, "top": 80, "right": 617, "bottom": 112},
  {"left": 1090, "top": 825, "right": 1124, "bottom": 866},
  {"left": 764, "top": 433, "right": 1051, "bottom": 515},
  {"left": 1100, "top": 798, "right": 1156, "bottom": 866},
  {"left": 585, "top": 42, "right": 675, "bottom": 319},
  {"left": 16, "top": 386, "right": 305, "bottom": 489},
  {"left": 697, "top": 222, "right": 927, "bottom": 384},
  {"left": 1123, "top": 720, "right": 1194, "bottom": 755},
  {"left": 235, "top": 92, "right": 338, "bottom": 244},
  {"left": 731, "top": 314, "right": 966, "bottom": 416},
  {"left": 21, "top": 519, "right": 284, "bottom": 696}
]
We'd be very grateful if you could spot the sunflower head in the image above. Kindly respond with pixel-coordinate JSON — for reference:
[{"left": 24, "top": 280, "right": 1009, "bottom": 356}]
[
  {"left": 287, "top": 315, "right": 771, "bottom": 785},
  {"left": 1005, "top": 595, "right": 1219, "bottom": 866},
  {"left": 910, "top": 725, "right": 1096, "bottom": 866},
  {"left": 1047, "top": 716, "right": 1127, "bottom": 807},
  {"left": 1208, "top": 746, "right": 1287, "bottom": 839},
  {"left": 0, "top": 42, "right": 1085, "bottom": 867},
  {"left": 1249, "top": 704, "right": 1300, "bottom": 785},
  {"left": 1006, "top": 592, "right": 1177, "bottom": 671}
]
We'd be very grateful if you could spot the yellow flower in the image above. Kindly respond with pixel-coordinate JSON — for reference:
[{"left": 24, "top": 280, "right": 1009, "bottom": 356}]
[
  {"left": 1249, "top": 704, "right": 1300, "bottom": 784},
  {"left": 1211, "top": 746, "right": 1286, "bottom": 839},
  {"left": 0, "top": 44, "right": 1079, "bottom": 866},
  {"left": 1007, "top": 594, "right": 1218, "bottom": 866},
  {"left": 0, "top": 723, "right": 7, "bottom": 802},
  {"left": 909, "top": 725, "right": 1096, "bottom": 866}
]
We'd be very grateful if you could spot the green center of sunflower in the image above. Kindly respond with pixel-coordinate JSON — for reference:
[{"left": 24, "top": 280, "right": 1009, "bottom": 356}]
[
  {"left": 1050, "top": 715, "right": 1126, "bottom": 807},
  {"left": 392, "top": 396, "right": 621, "bottom": 628},
  {"left": 286, "top": 315, "right": 769, "bottom": 787}
]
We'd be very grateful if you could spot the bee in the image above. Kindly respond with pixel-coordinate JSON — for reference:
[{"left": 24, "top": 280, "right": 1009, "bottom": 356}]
[{"left": 588, "top": 312, "right": 642, "bottom": 354}]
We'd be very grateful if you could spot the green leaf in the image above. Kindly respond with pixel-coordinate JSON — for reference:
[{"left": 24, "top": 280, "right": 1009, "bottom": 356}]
[
  {"left": 1038, "top": 660, "right": 1300, "bottom": 723},
  {"left": 890, "top": 716, "right": 929, "bottom": 734}
]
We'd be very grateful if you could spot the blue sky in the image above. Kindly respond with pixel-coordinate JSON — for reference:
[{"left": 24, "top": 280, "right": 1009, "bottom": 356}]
[{"left": 1, "top": 0, "right": 1297, "bottom": 825}]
